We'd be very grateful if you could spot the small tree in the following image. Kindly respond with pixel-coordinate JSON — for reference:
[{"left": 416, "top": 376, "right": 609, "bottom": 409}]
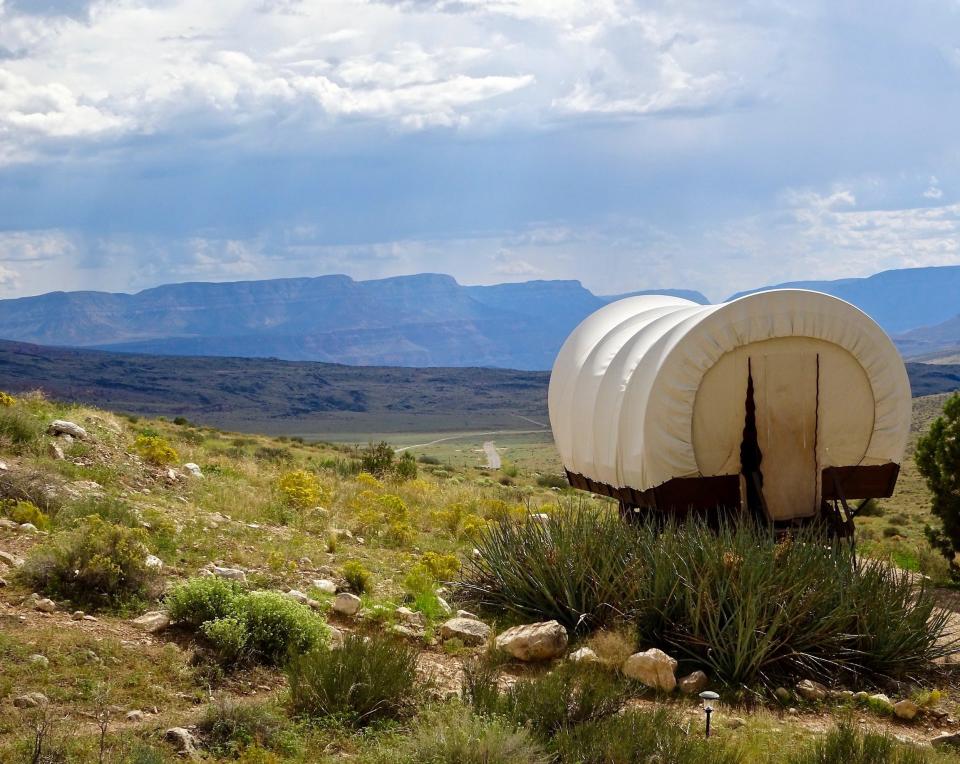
[
  {"left": 360, "top": 441, "right": 394, "bottom": 476},
  {"left": 916, "top": 392, "right": 960, "bottom": 578}
]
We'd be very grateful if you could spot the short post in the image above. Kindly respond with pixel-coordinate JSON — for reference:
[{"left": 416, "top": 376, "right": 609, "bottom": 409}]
[{"left": 699, "top": 690, "right": 720, "bottom": 738}]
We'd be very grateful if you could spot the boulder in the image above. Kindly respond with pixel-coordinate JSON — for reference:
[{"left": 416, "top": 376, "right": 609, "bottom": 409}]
[
  {"left": 396, "top": 606, "right": 425, "bottom": 627},
  {"left": 332, "top": 592, "right": 362, "bottom": 616},
  {"left": 48, "top": 420, "right": 88, "bottom": 439},
  {"left": 328, "top": 626, "right": 344, "bottom": 649},
  {"left": 0, "top": 550, "right": 23, "bottom": 567},
  {"left": 47, "top": 442, "right": 65, "bottom": 460},
  {"left": 894, "top": 699, "right": 919, "bottom": 720},
  {"left": 125, "top": 710, "right": 144, "bottom": 722},
  {"left": 456, "top": 609, "right": 479, "bottom": 620},
  {"left": 34, "top": 597, "right": 57, "bottom": 613},
  {"left": 391, "top": 623, "right": 425, "bottom": 639},
  {"left": 205, "top": 564, "right": 246, "bottom": 582},
  {"left": 678, "top": 670, "right": 709, "bottom": 695},
  {"left": 435, "top": 595, "right": 452, "bottom": 614},
  {"left": 495, "top": 620, "right": 568, "bottom": 662},
  {"left": 622, "top": 648, "right": 678, "bottom": 691},
  {"left": 182, "top": 463, "right": 203, "bottom": 478},
  {"left": 18, "top": 523, "right": 38, "bottom": 533},
  {"left": 14, "top": 692, "right": 49, "bottom": 708},
  {"left": 312, "top": 579, "right": 337, "bottom": 595},
  {"left": 440, "top": 617, "right": 491, "bottom": 645},
  {"left": 796, "top": 679, "right": 828, "bottom": 702},
  {"left": 568, "top": 646, "right": 601, "bottom": 664},
  {"left": 144, "top": 554, "right": 163, "bottom": 570},
  {"left": 0, "top": 518, "right": 17, "bottom": 530},
  {"left": 132, "top": 611, "right": 171, "bottom": 633},
  {"left": 164, "top": 727, "right": 199, "bottom": 758},
  {"left": 28, "top": 654, "right": 49, "bottom": 668}
]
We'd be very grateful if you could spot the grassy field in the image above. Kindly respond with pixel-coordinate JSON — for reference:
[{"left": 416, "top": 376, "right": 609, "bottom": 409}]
[{"left": 0, "top": 389, "right": 958, "bottom": 762}]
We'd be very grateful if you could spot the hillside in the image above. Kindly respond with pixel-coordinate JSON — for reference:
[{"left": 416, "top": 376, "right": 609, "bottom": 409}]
[
  {"left": 0, "top": 391, "right": 959, "bottom": 761},
  {"left": 1, "top": 341, "right": 958, "bottom": 437},
  {"left": 0, "top": 275, "right": 708, "bottom": 371}
]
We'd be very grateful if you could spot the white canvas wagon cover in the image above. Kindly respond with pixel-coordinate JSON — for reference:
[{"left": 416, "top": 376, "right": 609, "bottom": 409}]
[{"left": 548, "top": 289, "right": 912, "bottom": 522}]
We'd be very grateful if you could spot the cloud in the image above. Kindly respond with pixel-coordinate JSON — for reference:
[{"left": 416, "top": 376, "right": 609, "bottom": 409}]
[{"left": 924, "top": 176, "right": 944, "bottom": 200}]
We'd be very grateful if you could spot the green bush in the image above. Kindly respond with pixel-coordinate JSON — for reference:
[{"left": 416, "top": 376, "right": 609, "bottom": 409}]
[
  {"left": 464, "top": 660, "right": 629, "bottom": 738},
  {"left": 459, "top": 510, "right": 956, "bottom": 685},
  {"left": 394, "top": 451, "right": 418, "bottom": 481},
  {"left": 788, "top": 719, "right": 929, "bottom": 764},
  {"left": 287, "top": 634, "right": 421, "bottom": 726},
  {"left": 18, "top": 516, "right": 162, "bottom": 610},
  {"left": 240, "top": 591, "right": 328, "bottom": 665},
  {"left": 916, "top": 392, "right": 960, "bottom": 578},
  {"left": 387, "top": 707, "right": 550, "bottom": 764},
  {"left": 2, "top": 499, "right": 50, "bottom": 530},
  {"left": 133, "top": 434, "right": 179, "bottom": 466},
  {"left": 342, "top": 560, "right": 372, "bottom": 594},
  {"left": 360, "top": 441, "right": 395, "bottom": 476},
  {"left": 553, "top": 707, "right": 740, "bottom": 764},
  {"left": 166, "top": 576, "right": 245, "bottom": 628},
  {"left": 536, "top": 473, "right": 568, "bottom": 489},
  {"left": 201, "top": 616, "right": 250, "bottom": 663}
]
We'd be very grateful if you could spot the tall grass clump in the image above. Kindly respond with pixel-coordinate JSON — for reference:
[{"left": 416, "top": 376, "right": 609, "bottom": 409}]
[
  {"left": 457, "top": 505, "right": 644, "bottom": 630},
  {"left": 0, "top": 402, "right": 42, "bottom": 450},
  {"left": 459, "top": 509, "right": 956, "bottom": 685},
  {"left": 287, "top": 635, "right": 421, "bottom": 726},
  {"left": 788, "top": 719, "right": 930, "bottom": 764}
]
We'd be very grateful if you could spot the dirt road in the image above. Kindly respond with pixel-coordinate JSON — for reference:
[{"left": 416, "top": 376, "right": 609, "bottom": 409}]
[{"left": 482, "top": 441, "right": 501, "bottom": 469}]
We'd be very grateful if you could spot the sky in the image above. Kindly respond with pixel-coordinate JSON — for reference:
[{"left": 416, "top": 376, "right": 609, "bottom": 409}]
[{"left": 1, "top": 0, "right": 959, "bottom": 302}]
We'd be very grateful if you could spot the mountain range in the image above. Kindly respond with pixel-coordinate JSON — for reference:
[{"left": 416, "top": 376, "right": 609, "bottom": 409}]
[{"left": 2, "top": 266, "right": 960, "bottom": 369}]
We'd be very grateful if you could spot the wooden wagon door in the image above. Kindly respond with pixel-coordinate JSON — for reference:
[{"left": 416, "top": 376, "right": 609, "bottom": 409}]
[{"left": 750, "top": 351, "right": 820, "bottom": 521}]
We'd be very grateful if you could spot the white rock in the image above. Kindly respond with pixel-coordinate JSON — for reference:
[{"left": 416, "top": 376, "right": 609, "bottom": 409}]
[
  {"left": 48, "top": 420, "right": 87, "bottom": 439},
  {"left": 0, "top": 518, "right": 17, "bottom": 530},
  {"left": 164, "top": 727, "right": 199, "bottom": 757},
  {"left": 0, "top": 550, "right": 23, "bottom": 567},
  {"left": 436, "top": 595, "right": 452, "bottom": 614},
  {"left": 182, "top": 463, "right": 203, "bottom": 478},
  {"left": 391, "top": 623, "right": 425, "bottom": 639},
  {"left": 796, "top": 679, "right": 828, "bottom": 702},
  {"left": 47, "top": 442, "right": 65, "bottom": 460},
  {"left": 568, "top": 646, "right": 601, "bottom": 664},
  {"left": 396, "top": 606, "right": 425, "bottom": 626},
  {"left": 18, "top": 523, "right": 38, "bottom": 533},
  {"left": 144, "top": 554, "right": 163, "bottom": 569},
  {"left": 327, "top": 626, "right": 344, "bottom": 648},
  {"left": 35, "top": 597, "right": 57, "bottom": 613},
  {"left": 456, "top": 609, "right": 479, "bottom": 620},
  {"left": 207, "top": 564, "right": 246, "bottom": 582},
  {"left": 13, "top": 692, "right": 48, "bottom": 708},
  {"left": 622, "top": 648, "right": 678, "bottom": 692},
  {"left": 312, "top": 578, "right": 337, "bottom": 594},
  {"left": 125, "top": 710, "right": 145, "bottom": 722},
  {"left": 132, "top": 611, "right": 171, "bottom": 633},
  {"left": 496, "top": 620, "right": 568, "bottom": 662},
  {"left": 678, "top": 670, "right": 709, "bottom": 695},
  {"left": 332, "top": 592, "right": 362, "bottom": 616},
  {"left": 894, "top": 699, "right": 919, "bottom": 720},
  {"left": 28, "top": 654, "right": 49, "bottom": 668},
  {"left": 440, "top": 617, "right": 491, "bottom": 645},
  {"left": 287, "top": 590, "right": 321, "bottom": 609},
  {"left": 0, "top": 460, "right": 7, "bottom": 470}
]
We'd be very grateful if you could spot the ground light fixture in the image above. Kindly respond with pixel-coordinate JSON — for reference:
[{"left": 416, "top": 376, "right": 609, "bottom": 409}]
[{"left": 699, "top": 690, "right": 720, "bottom": 738}]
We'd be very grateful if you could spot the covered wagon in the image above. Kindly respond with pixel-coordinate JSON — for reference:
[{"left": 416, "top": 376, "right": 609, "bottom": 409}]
[{"left": 548, "top": 290, "right": 912, "bottom": 531}]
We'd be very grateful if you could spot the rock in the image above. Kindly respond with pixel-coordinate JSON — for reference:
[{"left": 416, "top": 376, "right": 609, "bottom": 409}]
[
  {"left": 28, "top": 654, "right": 49, "bottom": 668},
  {"left": 48, "top": 420, "right": 87, "bottom": 439},
  {"left": 894, "top": 699, "right": 919, "bottom": 720},
  {"left": 164, "top": 468, "right": 180, "bottom": 482},
  {"left": 726, "top": 717, "right": 746, "bottom": 729},
  {"left": 0, "top": 460, "right": 7, "bottom": 470},
  {"left": 332, "top": 592, "right": 362, "bottom": 616},
  {"left": 495, "top": 620, "right": 568, "bottom": 662},
  {"left": 182, "top": 463, "right": 203, "bottom": 478},
  {"left": 132, "top": 611, "right": 170, "bottom": 633},
  {"left": 396, "top": 606, "right": 425, "bottom": 626},
  {"left": 796, "top": 679, "right": 828, "bottom": 702},
  {"left": 164, "top": 727, "right": 199, "bottom": 757},
  {"left": 125, "top": 710, "right": 144, "bottom": 722},
  {"left": 0, "top": 577, "right": 6, "bottom": 587},
  {"left": 869, "top": 693, "right": 894, "bottom": 712},
  {"left": 830, "top": 689, "right": 855, "bottom": 701},
  {"left": 14, "top": 692, "right": 48, "bottom": 708},
  {"left": 932, "top": 732, "right": 960, "bottom": 748},
  {"left": 312, "top": 578, "right": 337, "bottom": 594},
  {"left": 18, "top": 523, "right": 38, "bottom": 533},
  {"left": 35, "top": 597, "right": 57, "bottom": 613},
  {"left": 47, "top": 441, "right": 65, "bottom": 460},
  {"left": 456, "top": 609, "right": 479, "bottom": 620},
  {"left": 622, "top": 648, "right": 678, "bottom": 692},
  {"left": 853, "top": 691, "right": 869, "bottom": 702},
  {"left": 287, "top": 590, "right": 321, "bottom": 610},
  {"left": 678, "top": 670, "right": 709, "bottom": 695},
  {"left": 144, "top": 554, "right": 163, "bottom": 569},
  {"left": 568, "top": 646, "right": 601, "bottom": 664},
  {"left": 0, "top": 550, "right": 23, "bottom": 567},
  {"left": 391, "top": 623, "right": 425, "bottom": 639},
  {"left": 440, "top": 617, "right": 491, "bottom": 645},
  {"left": 0, "top": 518, "right": 17, "bottom": 530},
  {"left": 327, "top": 626, "right": 344, "bottom": 648},
  {"left": 331, "top": 528, "right": 354, "bottom": 540},
  {"left": 436, "top": 595, "right": 452, "bottom": 614},
  {"left": 206, "top": 564, "right": 246, "bottom": 582},
  {"left": 775, "top": 687, "right": 792, "bottom": 703}
]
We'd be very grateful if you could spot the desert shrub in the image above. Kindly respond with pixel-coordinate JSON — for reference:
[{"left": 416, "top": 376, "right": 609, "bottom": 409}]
[
  {"left": 383, "top": 520, "right": 415, "bottom": 547},
  {"left": 553, "top": 706, "right": 740, "bottom": 764},
  {"left": 360, "top": 441, "right": 395, "bottom": 476},
  {"left": 133, "top": 434, "right": 179, "bottom": 465},
  {"left": 18, "top": 516, "right": 162, "bottom": 610},
  {"left": 342, "top": 560, "right": 372, "bottom": 594},
  {"left": 463, "top": 660, "right": 629, "bottom": 737},
  {"left": 57, "top": 496, "right": 140, "bottom": 528},
  {"left": 420, "top": 551, "right": 460, "bottom": 581},
  {"left": 460, "top": 510, "right": 956, "bottom": 685},
  {"left": 387, "top": 706, "right": 550, "bottom": 764},
  {"left": 199, "top": 697, "right": 293, "bottom": 757},
  {"left": 172, "top": 416, "right": 190, "bottom": 426},
  {"left": 418, "top": 454, "right": 441, "bottom": 465},
  {"left": 856, "top": 499, "right": 885, "bottom": 517},
  {"left": 166, "top": 576, "right": 246, "bottom": 628},
  {"left": 0, "top": 468, "right": 62, "bottom": 513},
  {"left": 0, "top": 391, "right": 15, "bottom": 406},
  {"left": 402, "top": 565, "right": 446, "bottom": 620},
  {"left": 501, "top": 462, "right": 519, "bottom": 478},
  {"left": 788, "top": 719, "right": 929, "bottom": 764},
  {"left": 536, "top": 473, "right": 568, "bottom": 489},
  {"left": 202, "top": 616, "right": 250, "bottom": 663},
  {"left": 393, "top": 451, "right": 418, "bottom": 481},
  {"left": 287, "top": 635, "right": 421, "bottom": 726},
  {"left": 255, "top": 446, "right": 292, "bottom": 464},
  {"left": 2, "top": 499, "right": 50, "bottom": 530},
  {"left": 277, "top": 469, "right": 323, "bottom": 509},
  {"left": 917, "top": 393, "right": 960, "bottom": 579},
  {"left": 457, "top": 506, "right": 645, "bottom": 630},
  {"left": 0, "top": 404, "right": 42, "bottom": 447},
  {"left": 240, "top": 591, "right": 328, "bottom": 665}
]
